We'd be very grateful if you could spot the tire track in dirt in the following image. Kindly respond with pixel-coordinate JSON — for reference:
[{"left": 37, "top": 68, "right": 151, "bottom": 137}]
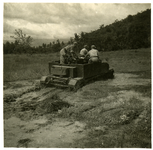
[{"left": 4, "top": 72, "right": 151, "bottom": 148}]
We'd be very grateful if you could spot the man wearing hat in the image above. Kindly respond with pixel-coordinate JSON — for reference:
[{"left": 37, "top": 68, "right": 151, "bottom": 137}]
[
  {"left": 85, "top": 45, "right": 100, "bottom": 63},
  {"left": 60, "top": 42, "right": 78, "bottom": 64}
]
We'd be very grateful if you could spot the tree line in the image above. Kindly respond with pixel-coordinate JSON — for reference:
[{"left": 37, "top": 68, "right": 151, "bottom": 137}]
[
  {"left": 4, "top": 29, "right": 66, "bottom": 54},
  {"left": 4, "top": 9, "right": 151, "bottom": 54}
]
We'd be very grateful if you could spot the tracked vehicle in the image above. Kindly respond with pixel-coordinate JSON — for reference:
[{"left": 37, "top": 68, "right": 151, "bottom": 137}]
[{"left": 40, "top": 58, "right": 114, "bottom": 91}]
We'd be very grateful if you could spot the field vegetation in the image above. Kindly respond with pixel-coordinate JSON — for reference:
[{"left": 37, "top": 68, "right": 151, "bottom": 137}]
[
  {"left": 4, "top": 53, "right": 59, "bottom": 81},
  {"left": 4, "top": 48, "right": 151, "bottom": 148},
  {"left": 4, "top": 48, "right": 151, "bottom": 82}
]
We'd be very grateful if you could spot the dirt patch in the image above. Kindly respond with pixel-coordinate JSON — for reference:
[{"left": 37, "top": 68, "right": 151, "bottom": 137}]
[
  {"left": 4, "top": 92, "right": 71, "bottom": 121},
  {"left": 4, "top": 116, "right": 86, "bottom": 148},
  {"left": 17, "top": 138, "right": 32, "bottom": 148},
  {"left": 4, "top": 72, "right": 151, "bottom": 148},
  {"left": 4, "top": 80, "right": 40, "bottom": 102}
]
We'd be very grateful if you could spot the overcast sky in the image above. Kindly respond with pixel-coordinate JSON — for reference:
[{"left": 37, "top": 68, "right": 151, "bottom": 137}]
[{"left": 3, "top": 3, "right": 151, "bottom": 41}]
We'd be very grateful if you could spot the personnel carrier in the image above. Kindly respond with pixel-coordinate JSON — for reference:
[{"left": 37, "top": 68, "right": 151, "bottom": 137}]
[{"left": 40, "top": 58, "right": 114, "bottom": 91}]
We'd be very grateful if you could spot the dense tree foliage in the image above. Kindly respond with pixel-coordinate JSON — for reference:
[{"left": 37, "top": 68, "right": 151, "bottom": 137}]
[
  {"left": 4, "top": 35, "right": 65, "bottom": 54},
  {"left": 4, "top": 9, "right": 151, "bottom": 54},
  {"left": 72, "top": 9, "right": 151, "bottom": 52}
]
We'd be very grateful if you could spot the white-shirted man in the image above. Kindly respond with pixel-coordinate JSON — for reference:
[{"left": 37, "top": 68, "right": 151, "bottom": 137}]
[{"left": 85, "top": 45, "right": 100, "bottom": 63}]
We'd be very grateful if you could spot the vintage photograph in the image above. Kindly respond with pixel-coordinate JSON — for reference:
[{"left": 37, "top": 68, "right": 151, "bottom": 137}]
[{"left": 3, "top": 3, "right": 151, "bottom": 148}]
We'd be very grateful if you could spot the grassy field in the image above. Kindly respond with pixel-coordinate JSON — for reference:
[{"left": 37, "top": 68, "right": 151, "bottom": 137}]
[
  {"left": 4, "top": 48, "right": 151, "bottom": 82},
  {"left": 4, "top": 53, "right": 60, "bottom": 81},
  {"left": 4, "top": 48, "right": 151, "bottom": 148}
]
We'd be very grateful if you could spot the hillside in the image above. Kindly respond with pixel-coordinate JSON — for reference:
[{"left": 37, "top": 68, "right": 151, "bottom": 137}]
[
  {"left": 3, "top": 9, "right": 151, "bottom": 54},
  {"left": 75, "top": 9, "right": 151, "bottom": 51}
]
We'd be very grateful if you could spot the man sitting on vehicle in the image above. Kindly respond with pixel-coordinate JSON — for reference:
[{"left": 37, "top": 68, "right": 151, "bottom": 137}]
[
  {"left": 60, "top": 42, "right": 78, "bottom": 64},
  {"left": 80, "top": 45, "right": 88, "bottom": 57},
  {"left": 85, "top": 45, "right": 100, "bottom": 64}
]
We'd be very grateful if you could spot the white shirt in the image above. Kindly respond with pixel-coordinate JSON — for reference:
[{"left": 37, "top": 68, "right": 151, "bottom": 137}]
[
  {"left": 80, "top": 48, "right": 88, "bottom": 56},
  {"left": 87, "top": 49, "right": 99, "bottom": 57}
]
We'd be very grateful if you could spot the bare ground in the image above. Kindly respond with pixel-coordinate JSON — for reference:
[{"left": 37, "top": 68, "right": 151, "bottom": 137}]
[{"left": 3, "top": 72, "right": 151, "bottom": 148}]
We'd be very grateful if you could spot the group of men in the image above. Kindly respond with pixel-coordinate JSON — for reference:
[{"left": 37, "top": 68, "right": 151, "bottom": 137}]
[{"left": 60, "top": 42, "right": 100, "bottom": 64}]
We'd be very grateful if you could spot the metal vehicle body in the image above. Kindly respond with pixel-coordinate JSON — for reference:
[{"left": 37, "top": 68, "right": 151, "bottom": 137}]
[{"left": 40, "top": 60, "right": 114, "bottom": 90}]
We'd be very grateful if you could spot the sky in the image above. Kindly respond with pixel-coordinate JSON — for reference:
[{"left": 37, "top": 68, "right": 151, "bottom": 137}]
[{"left": 3, "top": 3, "right": 151, "bottom": 41}]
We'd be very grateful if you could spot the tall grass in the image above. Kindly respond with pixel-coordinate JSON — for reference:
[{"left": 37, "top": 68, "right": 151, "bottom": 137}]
[
  {"left": 4, "top": 48, "right": 151, "bottom": 82},
  {"left": 4, "top": 53, "right": 59, "bottom": 81},
  {"left": 101, "top": 48, "right": 151, "bottom": 73}
]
